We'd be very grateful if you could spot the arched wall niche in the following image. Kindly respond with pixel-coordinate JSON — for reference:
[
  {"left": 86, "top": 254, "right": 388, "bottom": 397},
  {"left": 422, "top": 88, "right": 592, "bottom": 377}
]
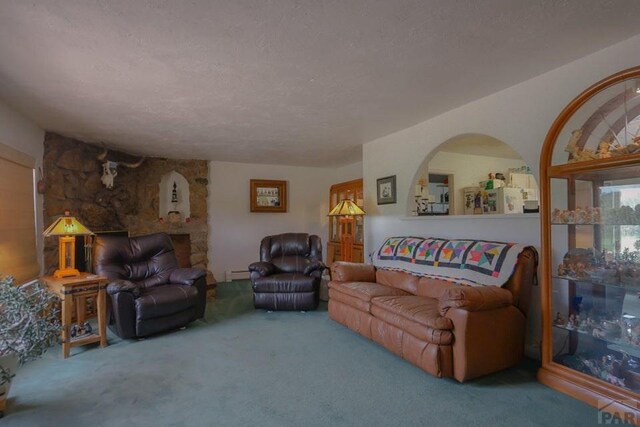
[
  {"left": 159, "top": 170, "right": 191, "bottom": 221},
  {"left": 406, "top": 133, "right": 539, "bottom": 216}
]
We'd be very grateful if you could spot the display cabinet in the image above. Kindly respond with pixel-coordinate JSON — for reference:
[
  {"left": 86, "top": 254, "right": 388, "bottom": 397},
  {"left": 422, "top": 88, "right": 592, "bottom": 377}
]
[
  {"left": 327, "top": 178, "right": 364, "bottom": 265},
  {"left": 539, "top": 66, "right": 640, "bottom": 422}
]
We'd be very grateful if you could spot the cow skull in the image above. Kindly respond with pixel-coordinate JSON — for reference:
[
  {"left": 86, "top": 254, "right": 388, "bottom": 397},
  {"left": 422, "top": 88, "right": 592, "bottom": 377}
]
[{"left": 97, "top": 147, "right": 145, "bottom": 189}]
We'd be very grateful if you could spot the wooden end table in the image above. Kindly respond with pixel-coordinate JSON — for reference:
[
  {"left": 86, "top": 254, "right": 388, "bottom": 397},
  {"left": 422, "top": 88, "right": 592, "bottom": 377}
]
[{"left": 42, "top": 273, "right": 109, "bottom": 358}]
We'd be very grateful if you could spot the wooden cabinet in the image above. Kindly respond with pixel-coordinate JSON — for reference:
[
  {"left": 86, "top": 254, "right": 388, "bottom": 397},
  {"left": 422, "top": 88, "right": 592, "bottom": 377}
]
[
  {"left": 327, "top": 178, "right": 364, "bottom": 265},
  {"left": 539, "top": 66, "right": 640, "bottom": 422}
]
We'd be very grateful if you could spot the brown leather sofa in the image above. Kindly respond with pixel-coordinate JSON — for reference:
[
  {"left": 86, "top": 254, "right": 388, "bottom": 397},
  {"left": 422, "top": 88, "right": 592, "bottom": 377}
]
[
  {"left": 248, "top": 233, "right": 325, "bottom": 311},
  {"left": 328, "top": 247, "right": 537, "bottom": 382},
  {"left": 93, "top": 232, "right": 207, "bottom": 339}
]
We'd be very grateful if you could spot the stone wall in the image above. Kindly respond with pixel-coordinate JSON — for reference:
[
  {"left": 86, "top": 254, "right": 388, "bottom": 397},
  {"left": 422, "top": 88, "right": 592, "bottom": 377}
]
[{"left": 43, "top": 133, "right": 209, "bottom": 275}]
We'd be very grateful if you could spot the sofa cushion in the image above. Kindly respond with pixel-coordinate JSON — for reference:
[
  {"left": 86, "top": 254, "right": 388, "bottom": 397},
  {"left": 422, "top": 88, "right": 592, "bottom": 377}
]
[
  {"left": 135, "top": 285, "right": 198, "bottom": 320},
  {"left": 329, "top": 281, "right": 409, "bottom": 302},
  {"left": 331, "top": 262, "right": 376, "bottom": 283},
  {"left": 416, "top": 277, "right": 455, "bottom": 299},
  {"left": 376, "top": 269, "right": 419, "bottom": 294},
  {"left": 329, "top": 287, "right": 372, "bottom": 312},
  {"left": 371, "top": 296, "right": 453, "bottom": 330},
  {"left": 371, "top": 297, "right": 453, "bottom": 345},
  {"left": 253, "top": 273, "right": 316, "bottom": 293},
  {"left": 439, "top": 285, "right": 513, "bottom": 315}
]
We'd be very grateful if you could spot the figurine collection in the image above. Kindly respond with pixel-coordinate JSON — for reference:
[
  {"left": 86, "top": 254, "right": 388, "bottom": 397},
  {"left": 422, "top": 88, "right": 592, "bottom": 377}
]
[
  {"left": 561, "top": 353, "right": 640, "bottom": 390},
  {"left": 551, "top": 204, "right": 640, "bottom": 225},
  {"left": 551, "top": 206, "right": 601, "bottom": 224},
  {"left": 565, "top": 128, "right": 640, "bottom": 163},
  {"left": 553, "top": 311, "right": 640, "bottom": 348},
  {"left": 555, "top": 246, "right": 640, "bottom": 287}
]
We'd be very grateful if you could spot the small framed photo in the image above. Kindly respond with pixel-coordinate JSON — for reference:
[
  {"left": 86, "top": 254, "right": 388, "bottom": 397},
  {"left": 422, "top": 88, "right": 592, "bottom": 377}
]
[
  {"left": 250, "top": 179, "right": 288, "bottom": 213},
  {"left": 377, "top": 175, "right": 397, "bottom": 205}
]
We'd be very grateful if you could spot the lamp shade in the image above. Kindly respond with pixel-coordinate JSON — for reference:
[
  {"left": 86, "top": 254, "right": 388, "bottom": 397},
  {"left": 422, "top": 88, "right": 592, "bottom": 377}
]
[
  {"left": 328, "top": 199, "right": 366, "bottom": 216},
  {"left": 43, "top": 211, "right": 93, "bottom": 237}
]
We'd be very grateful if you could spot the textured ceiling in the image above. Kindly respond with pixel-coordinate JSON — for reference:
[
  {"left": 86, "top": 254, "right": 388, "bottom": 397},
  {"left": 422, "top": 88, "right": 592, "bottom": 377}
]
[{"left": 0, "top": 1, "right": 639, "bottom": 166}]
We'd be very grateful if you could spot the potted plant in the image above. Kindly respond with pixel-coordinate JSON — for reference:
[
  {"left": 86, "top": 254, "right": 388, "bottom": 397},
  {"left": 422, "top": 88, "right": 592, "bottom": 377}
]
[{"left": 0, "top": 276, "right": 60, "bottom": 418}]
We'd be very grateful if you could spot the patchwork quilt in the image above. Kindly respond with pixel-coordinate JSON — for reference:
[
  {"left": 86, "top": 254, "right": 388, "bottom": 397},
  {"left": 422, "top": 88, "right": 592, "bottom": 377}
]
[{"left": 373, "top": 236, "right": 528, "bottom": 287}]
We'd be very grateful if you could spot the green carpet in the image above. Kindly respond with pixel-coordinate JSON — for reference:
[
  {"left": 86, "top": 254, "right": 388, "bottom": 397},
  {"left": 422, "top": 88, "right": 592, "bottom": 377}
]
[{"left": 3, "top": 281, "right": 608, "bottom": 426}]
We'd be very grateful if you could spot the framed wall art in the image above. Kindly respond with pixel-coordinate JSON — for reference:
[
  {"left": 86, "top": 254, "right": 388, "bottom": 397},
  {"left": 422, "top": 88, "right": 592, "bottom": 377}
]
[
  {"left": 376, "top": 175, "right": 396, "bottom": 205},
  {"left": 250, "top": 179, "right": 288, "bottom": 213}
]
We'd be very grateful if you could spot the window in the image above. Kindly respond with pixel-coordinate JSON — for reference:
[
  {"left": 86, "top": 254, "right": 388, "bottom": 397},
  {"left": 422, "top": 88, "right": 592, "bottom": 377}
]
[{"left": 0, "top": 143, "right": 38, "bottom": 283}]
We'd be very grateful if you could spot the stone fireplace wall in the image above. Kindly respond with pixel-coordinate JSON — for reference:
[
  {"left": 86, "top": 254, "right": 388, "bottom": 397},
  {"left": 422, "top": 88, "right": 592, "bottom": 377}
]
[{"left": 42, "top": 133, "right": 209, "bottom": 275}]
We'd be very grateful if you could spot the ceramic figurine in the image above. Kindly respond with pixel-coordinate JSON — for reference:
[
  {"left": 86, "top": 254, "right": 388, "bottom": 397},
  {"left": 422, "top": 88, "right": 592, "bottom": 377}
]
[
  {"left": 592, "top": 207, "right": 601, "bottom": 224},
  {"left": 551, "top": 208, "right": 562, "bottom": 223},
  {"left": 575, "top": 208, "right": 588, "bottom": 224},
  {"left": 553, "top": 312, "right": 565, "bottom": 326},
  {"left": 565, "top": 129, "right": 598, "bottom": 163},
  {"left": 597, "top": 140, "right": 614, "bottom": 158}
]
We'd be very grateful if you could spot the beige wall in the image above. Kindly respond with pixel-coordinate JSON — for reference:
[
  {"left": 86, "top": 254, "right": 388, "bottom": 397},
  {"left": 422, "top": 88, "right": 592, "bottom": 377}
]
[{"left": 208, "top": 160, "right": 361, "bottom": 281}]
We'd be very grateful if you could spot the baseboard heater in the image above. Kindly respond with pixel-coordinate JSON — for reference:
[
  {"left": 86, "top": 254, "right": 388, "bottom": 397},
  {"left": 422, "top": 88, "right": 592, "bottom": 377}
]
[{"left": 225, "top": 269, "right": 250, "bottom": 282}]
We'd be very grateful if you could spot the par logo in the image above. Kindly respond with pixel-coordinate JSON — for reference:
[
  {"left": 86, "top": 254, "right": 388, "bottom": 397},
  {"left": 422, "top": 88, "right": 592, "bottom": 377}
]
[{"left": 597, "top": 400, "right": 638, "bottom": 425}]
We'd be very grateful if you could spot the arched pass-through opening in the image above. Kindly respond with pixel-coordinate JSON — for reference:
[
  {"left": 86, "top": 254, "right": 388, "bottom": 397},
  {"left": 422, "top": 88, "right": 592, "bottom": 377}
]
[{"left": 407, "top": 133, "right": 538, "bottom": 216}]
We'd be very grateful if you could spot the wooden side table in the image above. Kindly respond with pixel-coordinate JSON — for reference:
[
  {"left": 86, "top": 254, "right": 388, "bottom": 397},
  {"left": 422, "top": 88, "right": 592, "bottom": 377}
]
[{"left": 42, "top": 273, "right": 109, "bottom": 358}]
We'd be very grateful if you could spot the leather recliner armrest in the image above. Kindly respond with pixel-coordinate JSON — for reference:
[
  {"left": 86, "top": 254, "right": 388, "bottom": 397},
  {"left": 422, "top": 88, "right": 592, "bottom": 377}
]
[
  {"left": 330, "top": 262, "right": 376, "bottom": 283},
  {"left": 304, "top": 260, "right": 326, "bottom": 276},
  {"left": 106, "top": 280, "right": 141, "bottom": 297},
  {"left": 439, "top": 285, "right": 513, "bottom": 316},
  {"left": 248, "top": 261, "right": 276, "bottom": 277},
  {"left": 169, "top": 268, "right": 207, "bottom": 286}
]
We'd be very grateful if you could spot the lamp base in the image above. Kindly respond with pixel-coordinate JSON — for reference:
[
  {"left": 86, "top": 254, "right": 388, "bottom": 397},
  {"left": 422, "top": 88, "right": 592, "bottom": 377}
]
[{"left": 53, "top": 268, "right": 80, "bottom": 279}]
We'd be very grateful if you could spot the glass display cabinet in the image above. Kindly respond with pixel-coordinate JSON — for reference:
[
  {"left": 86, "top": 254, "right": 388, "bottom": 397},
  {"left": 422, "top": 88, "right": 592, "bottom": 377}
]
[
  {"left": 327, "top": 178, "right": 364, "bottom": 265},
  {"left": 539, "top": 66, "right": 640, "bottom": 421}
]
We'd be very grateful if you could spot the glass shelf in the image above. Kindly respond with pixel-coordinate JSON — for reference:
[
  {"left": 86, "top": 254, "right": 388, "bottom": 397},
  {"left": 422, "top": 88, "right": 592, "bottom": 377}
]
[
  {"left": 553, "top": 324, "right": 640, "bottom": 358},
  {"left": 552, "top": 275, "right": 640, "bottom": 293}
]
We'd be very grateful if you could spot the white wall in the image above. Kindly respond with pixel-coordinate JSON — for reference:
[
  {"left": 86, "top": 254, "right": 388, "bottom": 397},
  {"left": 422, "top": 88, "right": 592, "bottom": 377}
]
[
  {"left": 428, "top": 151, "right": 527, "bottom": 215},
  {"left": 362, "top": 34, "right": 640, "bottom": 357},
  {"left": 208, "top": 161, "right": 361, "bottom": 281},
  {"left": 0, "top": 100, "right": 45, "bottom": 273}
]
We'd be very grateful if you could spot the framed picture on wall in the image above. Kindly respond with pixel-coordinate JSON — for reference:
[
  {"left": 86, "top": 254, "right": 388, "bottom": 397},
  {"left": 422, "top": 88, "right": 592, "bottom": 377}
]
[
  {"left": 250, "top": 179, "right": 288, "bottom": 213},
  {"left": 376, "top": 175, "right": 396, "bottom": 205}
]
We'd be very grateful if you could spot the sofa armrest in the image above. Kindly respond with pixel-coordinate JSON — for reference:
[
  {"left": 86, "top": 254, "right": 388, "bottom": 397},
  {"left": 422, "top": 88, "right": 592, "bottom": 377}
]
[
  {"left": 106, "top": 280, "right": 141, "bottom": 297},
  {"left": 304, "top": 260, "right": 326, "bottom": 276},
  {"left": 439, "top": 286, "right": 513, "bottom": 316},
  {"left": 169, "top": 268, "right": 207, "bottom": 286},
  {"left": 248, "top": 261, "right": 276, "bottom": 277},
  {"left": 330, "top": 262, "right": 376, "bottom": 283}
]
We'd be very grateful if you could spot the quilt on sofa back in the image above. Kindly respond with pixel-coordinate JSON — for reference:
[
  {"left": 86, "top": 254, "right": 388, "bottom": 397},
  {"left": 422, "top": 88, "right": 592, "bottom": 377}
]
[{"left": 373, "top": 237, "right": 527, "bottom": 287}]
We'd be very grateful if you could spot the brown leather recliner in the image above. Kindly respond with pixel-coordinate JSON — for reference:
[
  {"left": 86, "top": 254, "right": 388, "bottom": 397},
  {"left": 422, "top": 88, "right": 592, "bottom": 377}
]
[
  {"left": 248, "top": 233, "right": 325, "bottom": 311},
  {"left": 92, "top": 232, "right": 207, "bottom": 339}
]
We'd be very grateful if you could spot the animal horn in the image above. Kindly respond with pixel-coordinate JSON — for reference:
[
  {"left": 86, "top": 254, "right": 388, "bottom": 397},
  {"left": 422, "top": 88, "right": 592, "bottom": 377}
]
[{"left": 119, "top": 157, "right": 145, "bottom": 168}]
